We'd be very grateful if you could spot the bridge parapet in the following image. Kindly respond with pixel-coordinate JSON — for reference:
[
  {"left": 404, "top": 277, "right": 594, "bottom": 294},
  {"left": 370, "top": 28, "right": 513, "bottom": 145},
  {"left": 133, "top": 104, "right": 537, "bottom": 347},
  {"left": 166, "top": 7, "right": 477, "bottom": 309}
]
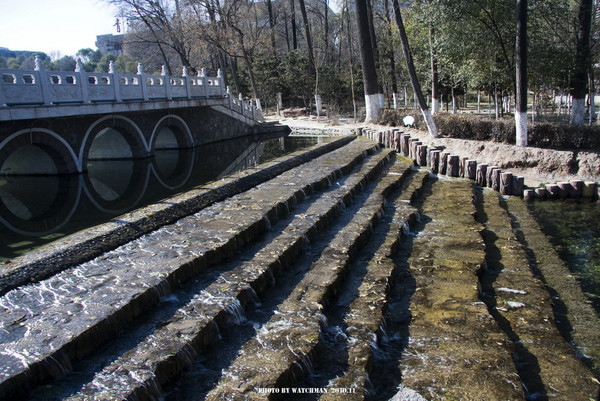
[{"left": 0, "top": 57, "right": 227, "bottom": 107}]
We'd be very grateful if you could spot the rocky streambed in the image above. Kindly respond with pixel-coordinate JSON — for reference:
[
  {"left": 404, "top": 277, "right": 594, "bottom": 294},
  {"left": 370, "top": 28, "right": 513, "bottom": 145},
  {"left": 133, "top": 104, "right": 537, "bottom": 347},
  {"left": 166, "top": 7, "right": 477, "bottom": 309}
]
[{"left": 0, "top": 135, "right": 598, "bottom": 400}]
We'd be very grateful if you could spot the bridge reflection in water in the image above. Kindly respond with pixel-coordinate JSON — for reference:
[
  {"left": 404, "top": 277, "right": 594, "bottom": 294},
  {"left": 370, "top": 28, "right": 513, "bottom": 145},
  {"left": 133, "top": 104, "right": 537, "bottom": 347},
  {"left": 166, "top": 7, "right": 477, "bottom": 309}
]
[{"left": 0, "top": 134, "right": 316, "bottom": 261}]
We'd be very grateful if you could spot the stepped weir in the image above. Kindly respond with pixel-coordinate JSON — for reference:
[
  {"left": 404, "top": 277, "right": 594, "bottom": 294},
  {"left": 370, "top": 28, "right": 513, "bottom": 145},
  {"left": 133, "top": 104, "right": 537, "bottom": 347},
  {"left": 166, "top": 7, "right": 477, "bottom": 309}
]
[{"left": 0, "top": 134, "right": 599, "bottom": 400}]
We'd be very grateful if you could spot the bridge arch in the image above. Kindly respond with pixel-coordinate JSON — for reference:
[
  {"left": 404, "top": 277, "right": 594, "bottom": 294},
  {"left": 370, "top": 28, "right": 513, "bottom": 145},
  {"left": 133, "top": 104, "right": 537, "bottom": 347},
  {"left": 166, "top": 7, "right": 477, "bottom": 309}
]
[
  {"left": 80, "top": 115, "right": 149, "bottom": 171},
  {"left": 150, "top": 115, "right": 194, "bottom": 150},
  {"left": 0, "top": 128, "right": 79, "bottom": 175}
]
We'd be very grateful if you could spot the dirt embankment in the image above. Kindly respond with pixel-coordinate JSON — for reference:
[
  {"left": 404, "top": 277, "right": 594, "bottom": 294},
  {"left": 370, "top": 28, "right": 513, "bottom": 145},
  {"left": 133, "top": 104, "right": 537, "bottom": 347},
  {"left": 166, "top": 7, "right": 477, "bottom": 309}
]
[{"left": 274, "top": 115, "right": 600, "bottom": 189}]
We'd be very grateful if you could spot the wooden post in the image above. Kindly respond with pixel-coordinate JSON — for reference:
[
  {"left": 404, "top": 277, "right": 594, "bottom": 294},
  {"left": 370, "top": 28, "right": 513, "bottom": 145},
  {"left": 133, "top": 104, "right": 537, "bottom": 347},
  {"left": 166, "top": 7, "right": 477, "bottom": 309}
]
[
  {"left": 476, "top": 164, "right": 488, "bottom": 187},
  {"left": 410, "top": 140, "right": 422, "bottom": 159},
  {"left": 466, "top": 160, "right": 477, "bottom": 180},
  {"left": 417, "top": 145, "right": 428, "bottom": 166},
  {"left": 487, "top": 166, "right": 498, "bottom": 188},
  {"left": 546, "top": 184, "right": 562, "bottom": 198},
  {"left": 557, "top": 182, "right": 572, "bottom": 198},
  {"left": 583, "top": 181, "right": 596, "bottom": 198},
  {"left": 448, "top": 155, "right": 460, "bottom": 177},
  {"left": 430, "top": 150, "right": 440, "bottom": 173},
  {"left": 459, "top": 156, "right": 469, "bottom": 178},
  {"left": 440, "top": 152, "right": 449, "bottom": 175},
  {"left": 570, "top": 180, "right": 583, "bottom": 198},
  {"left": 401, "top": 134, "right": 410, "bottom": 156},
  {"left": 394, "top": 131, "right": 402, "bottom": 152},
  {"left": 500, "top": 172, "right": 513, "bottom": 195},
  {"left": 512, "top": 176, "right": 524, "bottom": 196},
  {"left": 492, "top": 169, "right": 501, "bottom": 191},
  {"left": 535, "top": 187, "right": 547, "bottom": 198}
]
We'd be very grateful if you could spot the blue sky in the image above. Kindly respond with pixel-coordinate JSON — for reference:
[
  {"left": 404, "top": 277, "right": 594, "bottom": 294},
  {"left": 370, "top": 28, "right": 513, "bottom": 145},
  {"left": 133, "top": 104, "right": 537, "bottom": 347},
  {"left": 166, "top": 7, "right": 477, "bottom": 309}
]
[{"left": 0, "top": 0, "right": 119, "bottom": 58}]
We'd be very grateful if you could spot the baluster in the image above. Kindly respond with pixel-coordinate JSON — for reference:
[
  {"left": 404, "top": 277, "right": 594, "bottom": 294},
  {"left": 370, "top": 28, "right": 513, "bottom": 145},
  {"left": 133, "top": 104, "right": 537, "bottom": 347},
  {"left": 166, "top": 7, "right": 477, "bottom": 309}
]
[
  {"left": 183, "top": 66, "right": 191, "bottom": 99},
  {"left": 161, "top": 65, "right": 170, "bottom": 100},
  {"left": 109, "top": 61, "right": 122, "bottom": 102},
  {"left": 217, "top": 69, "right": 224, "bottom": 96},
  {"left": 138, "top": 63, "right": 148, "bottom": 101},
  {"left": 35, "top": 56, "right": 51, "bottom": 105},
  {"left": 75, "top": 58, "right": 90, "bottom": 103}
]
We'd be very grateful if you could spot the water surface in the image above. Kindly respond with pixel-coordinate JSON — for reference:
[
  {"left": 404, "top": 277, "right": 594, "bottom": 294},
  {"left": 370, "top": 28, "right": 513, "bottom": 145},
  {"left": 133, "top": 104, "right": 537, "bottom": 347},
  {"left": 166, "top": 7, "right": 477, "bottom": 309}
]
[
  {"left": 527, "top": 199, "right": 600, "bottom": 313},
  {"left": 0, "top": 136, "right": 321, "bottom": 262}
]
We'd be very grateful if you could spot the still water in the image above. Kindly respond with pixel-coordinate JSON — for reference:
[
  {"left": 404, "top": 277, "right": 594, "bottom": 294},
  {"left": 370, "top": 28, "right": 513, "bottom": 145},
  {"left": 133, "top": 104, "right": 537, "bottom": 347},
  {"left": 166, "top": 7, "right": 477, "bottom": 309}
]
[
  {"left": 0, "top": 135, "right": 320, "bottom": 262},
  {"left": 527, "top": 199, "right": 600, "bottom": 312}
]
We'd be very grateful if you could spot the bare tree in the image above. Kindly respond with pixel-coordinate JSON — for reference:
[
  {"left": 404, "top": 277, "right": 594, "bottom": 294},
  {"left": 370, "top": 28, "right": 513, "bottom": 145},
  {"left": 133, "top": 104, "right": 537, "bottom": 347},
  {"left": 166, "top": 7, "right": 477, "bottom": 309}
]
[
  {"left": 108, "top": 0, "right": 196, "bottom": 74},
  {"left": 392, "top": 0, "right": 438, "bottom": 137}
]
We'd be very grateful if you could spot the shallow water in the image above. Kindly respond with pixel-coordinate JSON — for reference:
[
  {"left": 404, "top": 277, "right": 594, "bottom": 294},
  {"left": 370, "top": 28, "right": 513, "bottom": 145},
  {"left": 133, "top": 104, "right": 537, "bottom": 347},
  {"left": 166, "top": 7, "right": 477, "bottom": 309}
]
[
  {"left": 526, "top": 198, "right": 600, "bottom": 313},
  {"left": 0, "top": 136, "right": 320, "bottom": 262}
]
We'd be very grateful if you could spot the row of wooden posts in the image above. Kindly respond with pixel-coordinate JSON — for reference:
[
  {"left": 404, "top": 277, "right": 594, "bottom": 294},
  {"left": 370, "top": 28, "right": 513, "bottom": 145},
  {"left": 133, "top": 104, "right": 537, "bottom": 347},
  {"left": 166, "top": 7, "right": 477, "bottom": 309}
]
[{"left": 360, "top": 128, "right": 599, "bottom": 200}]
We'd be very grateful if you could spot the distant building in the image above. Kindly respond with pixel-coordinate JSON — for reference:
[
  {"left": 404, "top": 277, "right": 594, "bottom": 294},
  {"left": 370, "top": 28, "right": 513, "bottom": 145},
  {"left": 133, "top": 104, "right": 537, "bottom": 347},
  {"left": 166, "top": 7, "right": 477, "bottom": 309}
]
[{"left": 95, "top": 34, "right": 124, "bottom": 56}]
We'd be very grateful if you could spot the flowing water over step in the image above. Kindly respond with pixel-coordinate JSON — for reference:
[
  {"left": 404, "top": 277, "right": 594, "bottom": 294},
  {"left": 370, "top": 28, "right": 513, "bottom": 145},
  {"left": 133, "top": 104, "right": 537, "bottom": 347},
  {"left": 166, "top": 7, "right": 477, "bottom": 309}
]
[{"left": 0, "top": 136, "right": 598, "bottom": 400}]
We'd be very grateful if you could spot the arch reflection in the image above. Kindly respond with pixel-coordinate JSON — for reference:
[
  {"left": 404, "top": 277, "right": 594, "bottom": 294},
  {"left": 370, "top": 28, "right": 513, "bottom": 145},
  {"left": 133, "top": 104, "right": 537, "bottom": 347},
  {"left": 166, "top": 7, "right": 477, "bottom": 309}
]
[
  {"left": 83, "top": 159, "right": 150, "bottom": 214},
  {"left": 0, "top": 134, "right": 292, "bottom": 261},
  {"left": 0, "top": 174, "right": 81, "bottom": 236}
]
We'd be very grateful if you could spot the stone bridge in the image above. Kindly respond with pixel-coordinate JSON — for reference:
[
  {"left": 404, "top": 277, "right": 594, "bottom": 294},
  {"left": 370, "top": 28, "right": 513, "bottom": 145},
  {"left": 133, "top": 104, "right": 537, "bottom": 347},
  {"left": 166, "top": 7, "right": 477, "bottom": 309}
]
[
  {"left": 0, "top": 135, "right": 598, "bottom": 400},
  {"left": 0, "top": 59, "right": 276, "bottom": 175}
]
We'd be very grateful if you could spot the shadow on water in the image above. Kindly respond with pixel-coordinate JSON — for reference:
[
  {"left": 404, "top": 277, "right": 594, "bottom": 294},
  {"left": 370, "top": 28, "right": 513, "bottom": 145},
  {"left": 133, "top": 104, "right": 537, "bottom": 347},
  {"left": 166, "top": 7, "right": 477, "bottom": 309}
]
[{"left": 473, "top": 188, "right": 547, "bottom": 400}]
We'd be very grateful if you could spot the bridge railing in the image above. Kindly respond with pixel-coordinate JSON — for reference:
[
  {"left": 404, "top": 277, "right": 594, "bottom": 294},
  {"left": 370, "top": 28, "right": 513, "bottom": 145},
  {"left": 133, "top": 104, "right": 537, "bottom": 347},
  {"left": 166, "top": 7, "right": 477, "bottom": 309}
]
[{"left": 0, "top": 58, "right": 228, "bottom": 107}]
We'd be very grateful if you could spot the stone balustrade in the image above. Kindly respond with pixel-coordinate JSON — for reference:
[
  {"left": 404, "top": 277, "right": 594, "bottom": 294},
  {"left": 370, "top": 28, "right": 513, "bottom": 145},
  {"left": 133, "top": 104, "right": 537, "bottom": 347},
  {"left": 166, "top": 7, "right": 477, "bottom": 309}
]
[{"left": 0, "top": 57, "right": 262, "bottom": 122}]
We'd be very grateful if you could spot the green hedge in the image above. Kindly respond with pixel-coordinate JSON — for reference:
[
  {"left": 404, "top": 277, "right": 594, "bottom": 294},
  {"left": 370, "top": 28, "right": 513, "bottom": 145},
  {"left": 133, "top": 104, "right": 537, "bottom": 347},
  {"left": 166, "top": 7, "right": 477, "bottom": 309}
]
[{"left": 379, "top": 110, "right": 600, "bottom": 150}]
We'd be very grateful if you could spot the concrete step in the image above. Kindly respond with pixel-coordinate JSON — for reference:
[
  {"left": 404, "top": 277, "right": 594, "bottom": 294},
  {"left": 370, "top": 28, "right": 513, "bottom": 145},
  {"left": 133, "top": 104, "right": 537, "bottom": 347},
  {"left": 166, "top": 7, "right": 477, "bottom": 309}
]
[
  {"left": 52, "top": 148, "right": 405, "bottom": 400},
  {"left": 0, "top": 138, "right": 381, "bottom": 400},
  {"left": 391, "top": 178, "right": 525, "bottom": 400},
  {"left": 319, "top": 170, "right": 428, "bottom": 400},
  {"left": 477, "top": 188, "right": 599, "bottom": 399},
  {"left": 204, "top": 160, "right": 416, "bottom": 400}
]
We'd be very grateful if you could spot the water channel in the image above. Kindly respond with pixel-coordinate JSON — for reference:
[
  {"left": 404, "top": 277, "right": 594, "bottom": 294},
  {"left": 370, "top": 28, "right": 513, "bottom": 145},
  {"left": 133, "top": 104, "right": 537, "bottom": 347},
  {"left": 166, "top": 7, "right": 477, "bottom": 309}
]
[
  {"left": 526, "top": 198, "right": 600, "bottom": 312},
  {"left": 0, "top": 134, "right": 319, "bottom": 263}
]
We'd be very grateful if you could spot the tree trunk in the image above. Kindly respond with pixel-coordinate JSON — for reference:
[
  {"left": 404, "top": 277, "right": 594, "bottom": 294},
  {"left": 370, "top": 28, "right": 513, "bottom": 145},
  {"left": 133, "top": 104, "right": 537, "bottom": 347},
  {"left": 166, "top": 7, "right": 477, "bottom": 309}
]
[
  {"left": 589, "top": 72, "right": 595, "bottom": 124},
  {"left": 392, "top": 0, "right": 437, "bottom": 137},
  {"left": 570, "top": 0, "right": 593, "bottom": 125},
  {"left": 344, "top": 0, "right": 358, "bottom": 121},
  {"left": 356, "top": 0, "right": 382, "bottom": 122},
  {"left": 290, "top": 0, "right": 298, "bottom": 50},
  {"left": 384, "top": 0, "right": 398, "bottom": 95},
  {"left": 515, "top": 0, "right": 528, "bottom": 146},
  {"left": 298, "top": 0, "right": 316, "bottom": 73},
  {"left": 430, "top": 27, "right": 440, "bottom": 114},
  {"left": 267, "top": 0, "right": 276, "bottom": 55}
]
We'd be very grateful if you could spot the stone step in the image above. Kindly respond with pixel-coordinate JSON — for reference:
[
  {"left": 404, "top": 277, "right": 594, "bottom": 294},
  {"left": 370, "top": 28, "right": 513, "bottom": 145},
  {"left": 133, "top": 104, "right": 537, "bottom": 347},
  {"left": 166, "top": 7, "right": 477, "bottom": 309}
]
[
  {"left": 319, "top": 170, "right": 429, "bottom": 400},
  {"left": 0, "top": 138, "right": 381, "bottom": 400},
  {"left": 52, "top": 148, "right": 406, "bottom": 400},
  {"left": 394, "top": 178, "right": 525, "bottom": 400},
  {"left": 477, "top": 189, "right": 599, "bottom": 399},
  {"left": 0, "top": 136, "right": 357, "bottom": 296},
  {"left": 204, "top": 160, "right": 415, "bottom": 400}
]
